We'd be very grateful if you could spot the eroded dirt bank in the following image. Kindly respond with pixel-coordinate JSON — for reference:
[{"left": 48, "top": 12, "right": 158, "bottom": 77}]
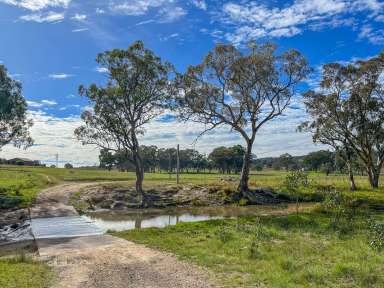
[{"left": 71, "top": 182, "right": 290, "bottom": 213}]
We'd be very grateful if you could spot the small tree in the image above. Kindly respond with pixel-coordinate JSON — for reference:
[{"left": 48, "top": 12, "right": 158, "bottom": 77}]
[
  {"left": 284, "top": 170, "right": 309, "bottom": 215},
  {"left": 302, "top": 54, "right": 384, "bottom": 188},
  {"left": 176, "top": 42, "right": 309, "bottom": 195},
  {"left": 75, "top": 41, "right": 173, "bottom": 206},
  {"left": 0, "top": 65, "right": 32, "bottom": 150},
  {"left": 64, "top": 163, "right": 73, "bottom": 169}
]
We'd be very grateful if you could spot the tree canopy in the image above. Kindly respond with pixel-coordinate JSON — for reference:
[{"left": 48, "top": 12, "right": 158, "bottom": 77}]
[
  {"left": 0, "top": 65, "right": 32, "bottom": 150},
  {"left": 301, "top": 53, "right": 384, "bottom": 188},
  {"left": 176, "top": 42, "right": 310, "bottom": 193},
  {"left": 75, "top": 41, "right": 173, "bottom": 205}
]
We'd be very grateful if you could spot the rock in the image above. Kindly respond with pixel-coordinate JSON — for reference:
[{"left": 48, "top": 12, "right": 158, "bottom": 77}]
[
  {"left": 99, "top": 200, "right": 114, "bottom": 209},
  {"left": 244, "top": 188, "right": 290, "bottom": 205},
  {"left": 112, "top": 201, "right": 128, "bottom": 210}
]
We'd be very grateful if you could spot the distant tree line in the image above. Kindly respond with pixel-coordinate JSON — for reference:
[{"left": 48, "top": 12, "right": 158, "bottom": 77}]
[
  {"left": 99, "top": 145, "right": 368, "bottom": 178},
  {"left": 253, "top": 150, "right": 365, "bottom": 176},
  {"left": 99, "top": 145, "right": 247, "bottom": 174}
]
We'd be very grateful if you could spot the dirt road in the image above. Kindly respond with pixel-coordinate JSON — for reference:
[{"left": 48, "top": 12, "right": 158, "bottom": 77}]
[{"left": 32, "top": 182, "right": 215, "bottom": 288}]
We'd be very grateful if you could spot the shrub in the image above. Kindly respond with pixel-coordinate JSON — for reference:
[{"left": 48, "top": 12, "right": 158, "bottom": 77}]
[
  {"left": 367, "top": 218, "right": 384, "bottom": 251},
  {"left": 283, "top": 170, "right": 309, "bottom": 214}
]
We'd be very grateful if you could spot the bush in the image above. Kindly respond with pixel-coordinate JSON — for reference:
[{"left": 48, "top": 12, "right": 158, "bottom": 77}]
[{"left": 367, "top": 218, "right": 384, "bottom": 251}]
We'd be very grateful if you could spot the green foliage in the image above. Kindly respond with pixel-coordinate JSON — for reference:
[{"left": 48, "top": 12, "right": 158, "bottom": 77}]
[
  {"left": 284, "top": 170, "right": 309, "bottom": 214},
  {"left": 367, "top": 218, "right": 384, "bottom": 251},
  {"left": 320, "top": 189, "right": 358, "bottom": 234},
  {"left": 0, "top": 169, "right": 52, "bottom": 208},
  {"left": 238, "top": 198, "right": 248, "bottom": 206},
  {"left": 302, "top": 53, "right": 384, "bottom": 189},
  {"left": 0, "top": 64, "right": 33, "bottom": 149},
  {"left": 302, "top": 150, "right": 334, "bottom": 172}
]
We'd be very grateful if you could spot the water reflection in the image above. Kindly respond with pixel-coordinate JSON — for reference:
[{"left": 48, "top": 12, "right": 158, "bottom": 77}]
[{"left": 84, "top": 203, "right": 313, "bottom": 232}]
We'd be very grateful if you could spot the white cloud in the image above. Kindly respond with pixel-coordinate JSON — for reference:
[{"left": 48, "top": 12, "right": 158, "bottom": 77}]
[
  {"left": 219, "top": 0, "right": 384, "bottom": 44},
  {"left": 72, "top": 28, "right": 89, "bottom": 32},
  {"left": 0, "top": 0, "right": 71, "bottom": 11},
  {"left": 358, "top": 24, "right": 384, "bottom": 44},
  {"left": 49, "top": 73, "right": 73, "bottom": 79},
  {"left": 190, "top": 0, "right": 206, "bottom": 10},
  {"left": 158, "top": 6, "right": 186, "bottom": 22},
  {"left": 135, "top": 19, "right": 155, "bottom": 26},
  {"left": 110, "top": 0, "right": 172, "bottom": 16},
  {"left": 20, "top": 11, "right": 64, "bottom": 23},
  {"left": 41, "top": 99, "right": 57, "bottom": 105},
  {"left": 95, "top": 67, "right": 108, "bottom": 73},
  {"left": 95, "top": 8, "right": 105, "bottom": 14},
  {"left": 59, "top": 104, "right": 80, "bottom": 111},
  {"left": 71, "top": 13, "right": 87, "bottom": 21},
  {"left": 160, "top": 33, "right": 179, "bottom": 41},
  {"left": 27, "top": 99, "right": 57, "bottom": 108}
]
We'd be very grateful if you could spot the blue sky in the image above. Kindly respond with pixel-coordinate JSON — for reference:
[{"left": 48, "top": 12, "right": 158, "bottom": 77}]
[{"left": 0, "top": 0, "right": 383, "bottom": 166}]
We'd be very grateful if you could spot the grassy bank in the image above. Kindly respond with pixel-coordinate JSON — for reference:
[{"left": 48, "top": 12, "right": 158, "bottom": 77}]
[
  {"left": 0, "top": 168, "right": 53, "bottom": 208},
  {"left": 0, "top": 256, "right": 52, "bottom": 288},
  {"left": 114, "top": 212, "right": 384, "bottom": 287}
]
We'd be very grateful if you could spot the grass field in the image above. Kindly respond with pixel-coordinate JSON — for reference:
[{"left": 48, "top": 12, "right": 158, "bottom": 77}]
[
  {"left": 1, "top": 166, "right": 384, "bottom": 287},
  {"left": 0, "top": 256, "right": 52, "bottom": 288},
  {"left": 1, "top": 165, "right": 384, "bottom": 208},
  {"left": 114, "top": 212, "right": 384, "bottom": 287}
]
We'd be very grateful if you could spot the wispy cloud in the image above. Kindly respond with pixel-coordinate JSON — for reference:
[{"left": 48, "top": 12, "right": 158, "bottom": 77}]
[
  {"left": 71, "top": 13, "right": 86, "bottom": 21},
  {"left": 95, "top": 8, "right": 105, "bottom": 14},
  {"left": 27, "top": 99, "right": 57, "bottom": 108},
  {"left": 95, "top": 67, "right": 108, "bottom": 73},
  {"left": 72, "top": 28, "right": 89, "bottom": 32},
  {"left": 218, "top": 0, "right": 384, "bottom": 44},
  {"left": 20, "top": 11, "right": 64, "bottom": 23},
  {"left": 49, "top": 73, "right": 73, "bottom": 79},
  {"left": 0, "top": 0, "right": 71, "bottom": 11},
  {"left": 135, "top": 19, "right": 155, "bottom": 26},
  {"left": 109, "top": 0, "right": 186, "bottom": 23},
  {"left": 359, "top": 24, "right": 384, "bottom": 44},
  {"left": 190, "top": 0, "right": 206, "bottom": 10},
  {"left": 158, "top": 6, "right": 186, "bottom": 23},
  {"left": 160, "top": 33, "right": 179, "bottom": 41},
  {"left": 110, "top": 0, "right": 172, "bottom": 16}
]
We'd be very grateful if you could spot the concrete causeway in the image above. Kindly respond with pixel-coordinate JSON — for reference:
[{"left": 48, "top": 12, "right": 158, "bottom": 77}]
[{"left": 31, "top": 216, "right": 103, "bottom": 240}]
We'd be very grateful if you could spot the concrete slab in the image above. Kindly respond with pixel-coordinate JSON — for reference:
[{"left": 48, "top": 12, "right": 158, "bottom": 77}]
[{"left": 31, "top": 216, "right": 103, "bottom": 240}]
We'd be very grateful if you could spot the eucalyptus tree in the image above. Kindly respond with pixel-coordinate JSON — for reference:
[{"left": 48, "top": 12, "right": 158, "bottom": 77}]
[
  {"left": 176, "top": 43, "right": 310, "bottom": 194},
  {"left": 75, "top": 41, "right": 173, "bottom": 206},
  {"left": 302, "top": 53, "right": 384, "bottom": 188},
  {"left": 0, "top": 65, "right": 32, "bottom": 150}
]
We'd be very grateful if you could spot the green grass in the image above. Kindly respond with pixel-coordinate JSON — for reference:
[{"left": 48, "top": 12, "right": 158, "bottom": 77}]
[
  {"left": 0, "top": 255, "right": 52, "bottom": 288},
  {"left": 0, "top": 168, "right": 53, "bottom": 207},
  {"left": 1, "top": 166, "right": 384, "bottom": 208},
  {"left": 114, "top": 212, "right": 384, "bottom": 287}
]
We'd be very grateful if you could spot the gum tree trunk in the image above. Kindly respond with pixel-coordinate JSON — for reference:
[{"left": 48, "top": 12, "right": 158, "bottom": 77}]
[
  {"left": 368, "top": 167, "right": 380, "bottom": 189},
  {"left": 131, "top": 131, "right": 145, "bottom": 207},
  {"left": 238, "top": 141, "right": 253, "bottom": 195},
  {"left": 347, "top": 163, "right": 357, "bottom": 191}
]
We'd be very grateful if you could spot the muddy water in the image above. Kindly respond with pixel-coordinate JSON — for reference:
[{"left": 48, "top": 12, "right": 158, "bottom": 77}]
[{"left": 85, "top": 203, "right": 313, "bottom": 232}]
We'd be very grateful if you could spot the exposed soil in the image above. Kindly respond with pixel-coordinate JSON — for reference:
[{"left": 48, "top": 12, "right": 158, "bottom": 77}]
[{"left": 38, "top": 235, "right": 214, "bottom": 288}]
